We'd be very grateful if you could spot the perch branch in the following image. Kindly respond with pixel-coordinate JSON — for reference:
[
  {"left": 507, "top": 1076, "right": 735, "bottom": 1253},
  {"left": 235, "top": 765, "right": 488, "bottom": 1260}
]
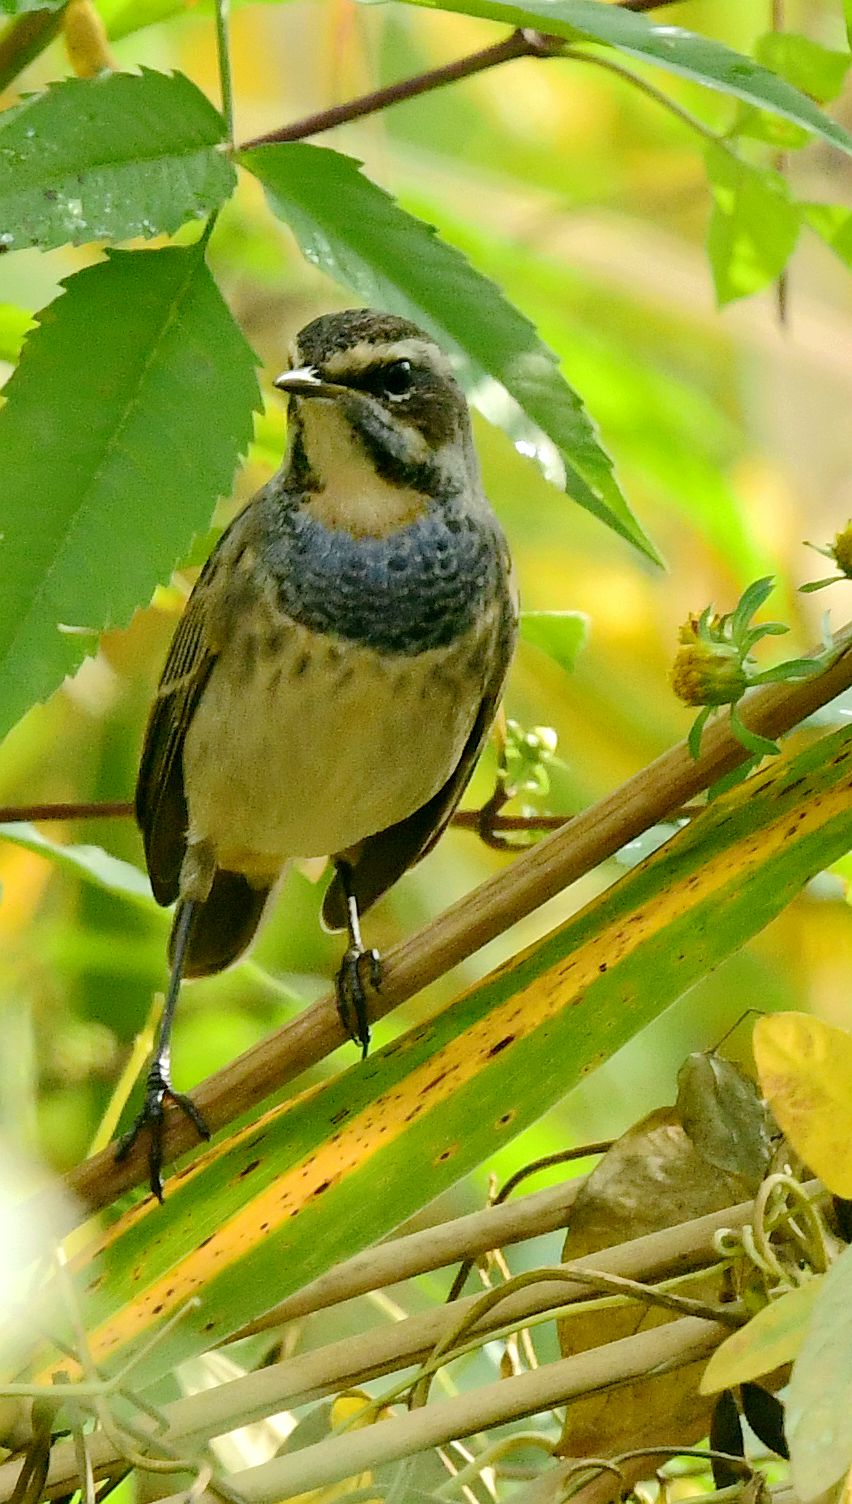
[{"left": 58, "top": 622, "right": 852, "bottom": 1215}]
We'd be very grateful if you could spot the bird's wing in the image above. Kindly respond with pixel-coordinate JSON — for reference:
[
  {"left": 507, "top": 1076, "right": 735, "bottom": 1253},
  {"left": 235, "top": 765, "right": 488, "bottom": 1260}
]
[
  {"left": 322, "top": 597, "right": 518, "bottom": 931},
  {"left": 135, "top": 565, "right": 219, "bottom": 906}
]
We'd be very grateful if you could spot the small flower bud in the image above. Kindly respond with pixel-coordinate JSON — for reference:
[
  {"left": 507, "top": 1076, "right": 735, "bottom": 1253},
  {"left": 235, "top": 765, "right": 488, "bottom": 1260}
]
[{"left": 671, "top": 642, "right": 748, "bottom": 707}]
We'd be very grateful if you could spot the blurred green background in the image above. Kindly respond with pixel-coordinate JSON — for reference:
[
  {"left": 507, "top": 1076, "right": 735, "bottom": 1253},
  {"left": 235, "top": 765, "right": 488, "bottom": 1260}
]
[{"left": 0, "top": 0, "right": 850, "bottom": 1213}]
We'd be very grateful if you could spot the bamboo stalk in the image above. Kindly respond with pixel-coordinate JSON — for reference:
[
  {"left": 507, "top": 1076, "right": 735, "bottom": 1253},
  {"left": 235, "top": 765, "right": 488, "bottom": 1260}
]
[
  {"left": 61, "top": 626, "right": 852, "bottom": 1215},
  {"left": 0, "top": 1191, "right": 788, "bottom": 1500}
]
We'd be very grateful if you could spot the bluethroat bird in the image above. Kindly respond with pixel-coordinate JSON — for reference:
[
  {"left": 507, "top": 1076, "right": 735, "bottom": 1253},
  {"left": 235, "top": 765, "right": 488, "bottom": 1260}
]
[{"left": 120, "top": 308, "right": 518, "bottom": 1198}]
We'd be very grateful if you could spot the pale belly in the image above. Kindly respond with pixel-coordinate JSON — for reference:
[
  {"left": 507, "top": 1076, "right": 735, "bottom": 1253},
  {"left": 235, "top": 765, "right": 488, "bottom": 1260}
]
[{"left": 182, "top": 616, "right": 492, "bottom": 879}]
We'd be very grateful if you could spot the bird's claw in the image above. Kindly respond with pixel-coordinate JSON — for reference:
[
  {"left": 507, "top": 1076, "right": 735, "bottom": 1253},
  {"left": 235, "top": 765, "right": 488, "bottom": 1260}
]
[
  {"left": 115, "top": 1061, "right": 210, "bottom": 1201},
  {"left": 336, "top": 945, "right": 382, "bottom": 1058}
]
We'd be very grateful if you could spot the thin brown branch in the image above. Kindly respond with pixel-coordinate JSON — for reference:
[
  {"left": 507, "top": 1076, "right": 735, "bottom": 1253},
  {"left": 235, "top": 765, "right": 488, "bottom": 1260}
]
[
  {"left": 0, "top": 801, "right": 701, "bottom": 836},
  {"left": 0, "top": 801, "right": 132, "bottom": 824},
  {"left": 239, "top": 29, "right": 563, "bottom": 149},
  {"left": 237, "top": 0, "right": 691, "bottom": 151},
  {"left": 57, "top": 623, "right": 852, "bottom": 1216}
]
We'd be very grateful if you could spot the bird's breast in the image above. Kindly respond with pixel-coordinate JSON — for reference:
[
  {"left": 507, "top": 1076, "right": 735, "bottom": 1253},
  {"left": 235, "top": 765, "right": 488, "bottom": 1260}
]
[
  {"left": 182, "top": 605, "right": 503, "bottom": 875},
  {"left": 265, "top": 499, "right": 504, "bottom": 656}
]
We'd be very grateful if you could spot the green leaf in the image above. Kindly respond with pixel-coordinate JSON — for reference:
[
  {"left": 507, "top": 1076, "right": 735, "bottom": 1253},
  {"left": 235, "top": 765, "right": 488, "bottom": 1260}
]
[
  {"left": 0, "top": 0, "right": 64, "bottom": 13},
  {"left": 755, "top": 32, "right": 851, "bottom": 104},
  {"left": 705, "top": 147, "right": 802, "bottom": 305},
  {"left": 730, "top": 574, "right": 776, "bottom": 638},
  {"left": 729, "top": 708, "right": 779, "bottom": 760},
  {"left": 242, "top": 142, "right": 660, "bottom": 563},
  {"left": 805, "top": 202, "right": 852, "bottom": 270},
  {"left": 787, "top": 1242, "right": 852, "bottom": 1502},
  {"left": 688, "top": 705, "right": 712, "bottom": 760},
  {"left": 0, "top": 824, "right": 155, "bottom": 908},
  {"left": 0, "top": 71, "right": 234, "bottom": 252},
  {"left": 701, "top": 1278, "right": 823, "bottom": 1392},
  {"left": 0, "top": 246, "right": 260, "bottom": 742},
  {"left": 749, "top": 659, "right": 821, "bottom": 686},
  {"left": 519, "top": 610, "right": 590, "bottom": 675},
  {"left": 0, "top": 302, "right": 35, "bottom": 361},
  {"left": 800, "top": 575, "right": 845, "bottom": 594},
  {"left": 50, "top": 724, "right": 852, "bottom": 1387},
  {"left": 397, "top": 0, "right": 852, "bottom": 157}
]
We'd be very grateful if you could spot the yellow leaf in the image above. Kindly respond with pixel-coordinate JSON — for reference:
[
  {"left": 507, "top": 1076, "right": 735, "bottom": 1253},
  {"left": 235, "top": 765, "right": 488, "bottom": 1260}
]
[
  {"left": 701, "top": 1278, "right": 823, "bottom": 1393},
  {"left": 753, "top": 1013, "right": 852, "bottom": 1196}
]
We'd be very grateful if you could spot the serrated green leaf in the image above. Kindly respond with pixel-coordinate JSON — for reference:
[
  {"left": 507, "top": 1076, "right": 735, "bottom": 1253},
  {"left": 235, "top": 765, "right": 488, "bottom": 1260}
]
[
  {"left": 0, "top": 823, "right": 155, "bottom": 908},
  {"left": 755, "top": 32, "right": 851, "bottom": 104},
  {"left": 787, "top": 1243, "right": 852, "bottom": 1501},
  {"left": 0, "top": 245, "right": 260, "bottom": 741},
  {"left": 705, "top": 147, "right": 802, "bottom": 305},
  {"left": 397, "top": 0, "right": 852, "bottom": 157},
  {"left": 519, "top": 610, "right": 589, "bottom": 674},
  {"left": 0, "top": 70, "right": 234, "bottom": 252},
  {"left": 242, "top": 142, "right": 660, "bottom": 562},
  {"left": 805, "top": 202, "right": 852, "bottom": 270}
]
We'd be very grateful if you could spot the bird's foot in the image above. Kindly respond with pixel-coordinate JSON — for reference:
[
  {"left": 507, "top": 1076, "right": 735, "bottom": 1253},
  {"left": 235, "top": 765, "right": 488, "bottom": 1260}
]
[
  {"left": 336, "top": 945, "right": 382, "bottom": 1058},
  {"left": 115, "top": 1060, "right": 210, "bottom": 1202}
]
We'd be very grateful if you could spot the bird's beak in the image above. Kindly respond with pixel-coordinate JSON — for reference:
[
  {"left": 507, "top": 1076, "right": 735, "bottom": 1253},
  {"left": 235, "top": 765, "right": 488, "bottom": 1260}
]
[{"left": 274, "top": 366, "right": 346, "bottom": 399}]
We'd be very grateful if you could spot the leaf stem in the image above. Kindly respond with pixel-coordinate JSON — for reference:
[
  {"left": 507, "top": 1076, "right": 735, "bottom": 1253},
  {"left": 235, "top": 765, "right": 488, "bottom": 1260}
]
[
  {"left": 564, "top": 45, "right": 738, "bottom": 155},
  {"left": 213, "top": 0, "right": 234, "bottom": 145}
]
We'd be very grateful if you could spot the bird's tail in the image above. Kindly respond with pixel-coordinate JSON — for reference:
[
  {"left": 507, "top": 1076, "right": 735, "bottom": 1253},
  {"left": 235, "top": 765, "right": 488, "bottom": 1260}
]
[{"left": 169, "top": 871, "right": 272, "bottom": 979}]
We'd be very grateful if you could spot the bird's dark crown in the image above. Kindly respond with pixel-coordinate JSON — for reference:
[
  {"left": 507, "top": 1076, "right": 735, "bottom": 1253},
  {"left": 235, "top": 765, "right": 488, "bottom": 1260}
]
[{"left": 290, "top": 308, "right": 469, "bottom": 458}]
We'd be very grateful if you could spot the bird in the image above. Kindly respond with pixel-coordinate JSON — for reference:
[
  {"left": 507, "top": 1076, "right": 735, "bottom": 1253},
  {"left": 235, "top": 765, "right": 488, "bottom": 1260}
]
[{"left": 119, "top": 307, "right": 518, "bottom": 1198}]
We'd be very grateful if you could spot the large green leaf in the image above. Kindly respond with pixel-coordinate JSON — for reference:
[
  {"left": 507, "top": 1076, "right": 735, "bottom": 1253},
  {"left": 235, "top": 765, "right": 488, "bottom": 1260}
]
[
  {"left": 399, "top": 0, "right": 852, "bottom": 157},
  {"left": 0, "top": 71, "right": 233, "bottom": 252},
  {"left": 0, "top": 246, "right": 260, "bottom": 742},
  {"left": 42, "top": 722, "right": 852, "bottom": 1388},
  {"left": 0, "top": 0, "right": 64, "bottom": 14},
  {"left": 754, "top": 32, "right": 851, "bottom": 104},
  {"left": 242, "top": 142, "right": 659, "bottom": 563},
  {"left": 705, "top": 146, "right": 801, "bottom": 305},
  {"left": 787, "top": 1243, "right": 852, "bottom": 1502},
  {"left": 805, "top": 203, "right": 852, "bottom": 271},
  {"left": 0, "top": 824, "right": 154, "bottom": 908}
]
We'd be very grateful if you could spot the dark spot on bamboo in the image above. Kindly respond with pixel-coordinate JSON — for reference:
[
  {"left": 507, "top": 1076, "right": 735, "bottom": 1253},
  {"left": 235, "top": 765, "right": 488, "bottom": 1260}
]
[{"left": 488, "top": 1035, "right": 514, "bottom": 1057}]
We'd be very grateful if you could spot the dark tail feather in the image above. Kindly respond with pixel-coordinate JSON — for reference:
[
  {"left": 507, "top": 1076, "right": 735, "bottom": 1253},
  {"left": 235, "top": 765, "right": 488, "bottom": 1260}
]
[{"left": 169, "top": 871, "right": 272, "bottom": 979}]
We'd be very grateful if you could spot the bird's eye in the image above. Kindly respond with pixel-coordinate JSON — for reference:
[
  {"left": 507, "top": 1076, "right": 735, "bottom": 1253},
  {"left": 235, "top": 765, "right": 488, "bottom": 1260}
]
[{"left": 381, "top": 359, "right": 414, "bottom": 398}]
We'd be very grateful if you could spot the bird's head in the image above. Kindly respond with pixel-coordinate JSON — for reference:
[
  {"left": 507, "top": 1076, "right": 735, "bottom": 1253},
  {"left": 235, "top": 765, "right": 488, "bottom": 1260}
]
[{"left": 274, "top": 310, "right": 480, "bottom": 537}]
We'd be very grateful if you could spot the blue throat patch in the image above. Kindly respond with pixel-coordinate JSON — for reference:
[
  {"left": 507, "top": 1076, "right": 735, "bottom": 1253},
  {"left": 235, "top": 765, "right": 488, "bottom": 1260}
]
[{"left": 262, "top": 491, "right": 504, "bottom": 657}]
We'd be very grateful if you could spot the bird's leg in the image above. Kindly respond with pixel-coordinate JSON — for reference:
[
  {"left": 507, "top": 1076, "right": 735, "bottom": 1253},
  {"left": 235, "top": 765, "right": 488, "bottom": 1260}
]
[
  {"left": 116, "top": 844, "right": 214, "bottom": 1200},
  {"left": 334, "top": 861, "right": 381, "bottom": 1058}
]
